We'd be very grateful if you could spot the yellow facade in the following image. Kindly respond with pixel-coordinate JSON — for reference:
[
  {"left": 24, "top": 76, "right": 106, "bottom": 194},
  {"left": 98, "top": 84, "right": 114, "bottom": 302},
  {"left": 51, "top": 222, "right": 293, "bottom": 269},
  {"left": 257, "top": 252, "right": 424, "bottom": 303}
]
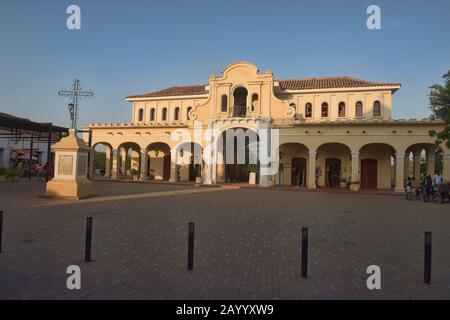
[{"left": 85, "top": 62, "right": 448, "bottom": 192}]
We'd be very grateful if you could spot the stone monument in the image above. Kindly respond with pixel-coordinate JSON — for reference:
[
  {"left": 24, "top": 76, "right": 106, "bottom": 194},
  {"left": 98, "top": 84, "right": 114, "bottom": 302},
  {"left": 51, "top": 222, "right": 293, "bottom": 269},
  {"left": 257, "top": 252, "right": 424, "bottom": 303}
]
[{"left": 46, "top": 129, "right": 94, "bottom": 199}]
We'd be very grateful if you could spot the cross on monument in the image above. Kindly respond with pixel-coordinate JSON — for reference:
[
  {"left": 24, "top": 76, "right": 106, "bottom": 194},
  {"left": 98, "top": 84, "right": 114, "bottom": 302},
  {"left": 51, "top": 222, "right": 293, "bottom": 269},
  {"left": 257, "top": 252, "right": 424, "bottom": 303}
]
[{"left": 58, "top": 79, "right": 94, "bottom": 130}]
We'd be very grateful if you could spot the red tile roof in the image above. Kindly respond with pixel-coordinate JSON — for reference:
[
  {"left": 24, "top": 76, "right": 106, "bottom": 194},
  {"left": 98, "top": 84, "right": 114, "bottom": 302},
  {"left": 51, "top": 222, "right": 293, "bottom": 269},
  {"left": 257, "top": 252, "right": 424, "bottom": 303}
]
[
  {"left": 127, "top": 77, "right": 400, "bottom": 99},
  {"left": 277, "top": 76, "right": 400, "bottom": 91},
  {"left": 126, "top": 85, "right": 208, "bottom": 99}
]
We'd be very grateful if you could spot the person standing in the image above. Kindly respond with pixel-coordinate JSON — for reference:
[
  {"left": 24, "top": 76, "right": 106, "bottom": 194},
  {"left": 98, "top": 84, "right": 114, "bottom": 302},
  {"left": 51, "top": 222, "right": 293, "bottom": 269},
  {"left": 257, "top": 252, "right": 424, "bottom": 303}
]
[
  {"left": 434, "top": 173, "right": 442, "bottom": 188},
  {"left": 36, "top": 163, "right": 45, "bottom": 181},
  {"left": 424, "top": 174, "right": 433, "bottom": 202},
  {"left": 406, "top": 179, "right": 414, "bottom": 201}
]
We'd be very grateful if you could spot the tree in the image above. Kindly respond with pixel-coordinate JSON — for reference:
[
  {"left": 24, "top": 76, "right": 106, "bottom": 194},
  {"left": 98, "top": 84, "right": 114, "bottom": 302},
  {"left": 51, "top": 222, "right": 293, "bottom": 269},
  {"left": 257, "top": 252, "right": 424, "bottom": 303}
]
[
  {"left": 93, "top": 151, "right": 106, "bottom": 173},
  {"left": 428, "top": 70, "right": 450, "bottom": 148}
]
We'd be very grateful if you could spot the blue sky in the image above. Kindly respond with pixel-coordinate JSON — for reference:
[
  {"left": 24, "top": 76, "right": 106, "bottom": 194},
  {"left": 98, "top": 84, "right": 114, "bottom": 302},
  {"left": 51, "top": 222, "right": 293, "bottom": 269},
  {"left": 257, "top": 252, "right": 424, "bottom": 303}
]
[{"left": 1, "top": 0, "right": 449, "bottom": 128}]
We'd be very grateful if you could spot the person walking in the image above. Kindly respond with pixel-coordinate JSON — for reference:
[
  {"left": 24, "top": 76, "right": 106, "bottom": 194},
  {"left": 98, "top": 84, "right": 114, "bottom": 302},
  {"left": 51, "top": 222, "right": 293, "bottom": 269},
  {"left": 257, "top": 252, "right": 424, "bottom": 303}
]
[{"left": 36, "top": 163, "right": 45, "bottom": 181}]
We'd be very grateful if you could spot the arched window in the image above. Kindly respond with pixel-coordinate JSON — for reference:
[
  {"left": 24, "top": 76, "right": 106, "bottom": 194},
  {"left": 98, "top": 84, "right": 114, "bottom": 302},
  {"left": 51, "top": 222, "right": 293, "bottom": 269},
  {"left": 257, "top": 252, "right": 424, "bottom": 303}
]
[
  {"left": 251, "top": 94, "right": 259, "bottom": 112},
  {"left": 138, "top": 108, "right": 144, "bottom": 122},
  {"left": 321, "top": 102, "right": 329, "bottom": 117},
  {"left": 150, "top": 108, "right": 156, "bottom": 121},
  {"left": 355, "top": 101, "right": 363, "bottom": 117},
  {"left": 233, "top": 86, "right": 248, "bottom": 117},
  {"left": 373, "top": 101, "right": 381, "bottom": 117},
  {"left": 186, "top": 106, "right": 192, "bottom": 120},
  {"left": 305, "top": 103, "right": 312, "bottom": 118},
  {"left": 221, "top": 95, "right": 228, "bottom": 112},
  {"left": 162, "top": 107, "right": 168, "bottom": 121},
  {"left": 338, "top": 102, "right": 346, "bottom": 117},
  {"left": 174, "top": 107, "right": 180, "bottom": 121}
]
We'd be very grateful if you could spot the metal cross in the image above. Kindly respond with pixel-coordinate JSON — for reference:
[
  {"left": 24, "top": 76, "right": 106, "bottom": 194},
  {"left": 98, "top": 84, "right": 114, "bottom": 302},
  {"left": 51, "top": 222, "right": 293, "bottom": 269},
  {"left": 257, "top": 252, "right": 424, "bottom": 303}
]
[{"left": 58, "top": 79, "right": 94, "bottom": 130}]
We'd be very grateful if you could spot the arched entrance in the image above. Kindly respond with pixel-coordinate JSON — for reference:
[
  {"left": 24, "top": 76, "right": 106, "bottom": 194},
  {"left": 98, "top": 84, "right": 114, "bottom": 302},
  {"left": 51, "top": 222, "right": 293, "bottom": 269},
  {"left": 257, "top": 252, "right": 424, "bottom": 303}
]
[
  {"left": 147, "top": 142, "right": 171, "bottom": 181},
  {"left": 316, "top": 143, "right": 352, "bottom": 187},
  {"left": 278, "top": 142, "right": 309, "bottom": 186},
  {"left": 405, "top": 143, "right": 443, "bottom": 182},
  {"left": 217, "top": 127, "right": 259, "bottom": 183},
  {"left": 359, "top": 143, "right": 396, "bottom": 189},
  {"left": 92, "top": 142, "right": 112, "bottom": 178},
  {"left": 232, "top": 87, "right": 248, "bottom": 117},
  {"left": 117, "top": 142, "right": 141, "bottom": 180}
]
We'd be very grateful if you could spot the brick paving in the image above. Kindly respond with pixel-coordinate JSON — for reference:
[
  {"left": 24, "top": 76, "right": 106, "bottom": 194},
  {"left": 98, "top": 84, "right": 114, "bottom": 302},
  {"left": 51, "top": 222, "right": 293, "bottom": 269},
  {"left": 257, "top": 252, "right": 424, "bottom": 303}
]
[{"left": 0, "top": 180, "right": 449, "bottom": 299}]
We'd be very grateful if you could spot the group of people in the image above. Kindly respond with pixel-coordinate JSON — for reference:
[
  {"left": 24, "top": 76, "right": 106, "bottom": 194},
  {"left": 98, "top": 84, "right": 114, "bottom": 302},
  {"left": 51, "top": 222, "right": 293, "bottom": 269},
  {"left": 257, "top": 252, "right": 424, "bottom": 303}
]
[{"left": 405, "top": 173, "right": 447, "bottom": 202}]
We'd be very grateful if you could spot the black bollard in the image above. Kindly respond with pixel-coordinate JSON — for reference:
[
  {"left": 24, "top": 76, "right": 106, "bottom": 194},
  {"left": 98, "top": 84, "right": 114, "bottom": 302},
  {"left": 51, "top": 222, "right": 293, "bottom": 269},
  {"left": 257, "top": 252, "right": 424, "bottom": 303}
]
[
  {"left": 187, "top": 222, "right": 195, "bottom": 270},
  {"left": 424, "top": 231, "right": 432, "bottom": 284},
  {"left": 0, "top": 210, "right": 3, "bottom": 253},
  {"left": 301, "top": 227, "right": 308, "bottom": 278},
  {"left": 85, "top": 217, "right": 93, "bottom": 262}
]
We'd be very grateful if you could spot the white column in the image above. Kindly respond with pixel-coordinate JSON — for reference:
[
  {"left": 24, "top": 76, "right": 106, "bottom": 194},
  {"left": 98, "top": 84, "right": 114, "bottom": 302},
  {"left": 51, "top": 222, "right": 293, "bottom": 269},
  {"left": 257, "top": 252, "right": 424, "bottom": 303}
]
[
  {"left": 394, "top": 152, "right": 405, "bottom": 192},
  {"left": 202, "top": 127, "right": 215, "bottom": 185},
  {"left": 403, "top": 154, "right": 409, "bottom": 181},
  {"left": 426, "top": 148, "right": 435, "bottom": 176},
  {"left": 139, "top": 148, "right": 148, "bottom": 181},
  {"left": 104, "top": 148, "right": 111, "bottom": 178},
  {"left": 259, "top": 166, "right": 269, "bottom": 187},
  {"left": 169, "top": 151, "right": 178, "bottom": 183},
  {"left": 120, "top": 147, "right": 127, "bottom": 176},
  {"left": 413, "top": 149, "right": 421, "bottom": 180},
  {"left": 258, "top": 127, "right": 273, "bottom": 187},
  {"left": 307, "top": 151, "right": 317, "bottom": 189},
  {"left": 111, "top": 149, "right": 119, "bottom": 179},
  {"left": 350, "top": 151, "right": 360, "bottom": 191},
  {"left": 88, "top": 149, "right": 94, "bottom": 178}
]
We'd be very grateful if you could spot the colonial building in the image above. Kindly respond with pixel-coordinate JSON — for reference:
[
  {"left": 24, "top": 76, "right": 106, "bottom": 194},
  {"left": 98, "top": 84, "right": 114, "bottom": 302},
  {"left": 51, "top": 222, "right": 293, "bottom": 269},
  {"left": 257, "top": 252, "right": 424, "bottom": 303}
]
[{"left": 85, "top": 61, "right": 449, "bottom": 192}]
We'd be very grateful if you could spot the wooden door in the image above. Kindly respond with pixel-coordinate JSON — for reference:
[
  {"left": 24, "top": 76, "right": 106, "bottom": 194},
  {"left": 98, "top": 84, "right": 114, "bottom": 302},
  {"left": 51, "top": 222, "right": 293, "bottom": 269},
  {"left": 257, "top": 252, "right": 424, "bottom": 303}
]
[
  {"left": 163, "top": 155, "right": 171, "bottom": 181},
  {"left": 361, "top": 159, "right": 377, "bottom": 189}
]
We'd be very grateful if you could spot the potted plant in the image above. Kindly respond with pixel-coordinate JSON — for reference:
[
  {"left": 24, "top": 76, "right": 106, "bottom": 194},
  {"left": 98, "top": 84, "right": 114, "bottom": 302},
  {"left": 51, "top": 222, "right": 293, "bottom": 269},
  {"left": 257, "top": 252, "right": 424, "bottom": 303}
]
[
  {"left": 349, "top": 179, "right": 360, "bottom": 191},
  {"left": 6, "top": 168, "right": 23, "bottom": 182}
]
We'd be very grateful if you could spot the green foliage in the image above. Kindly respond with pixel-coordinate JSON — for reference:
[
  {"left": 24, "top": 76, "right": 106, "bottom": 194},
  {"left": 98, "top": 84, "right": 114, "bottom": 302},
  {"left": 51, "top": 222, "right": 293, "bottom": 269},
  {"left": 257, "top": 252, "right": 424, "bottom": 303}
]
[
  {"left": 6, "top": 168, "right": 23, "bottom": 180},
  {"left": 93, "top": 151, "right": 106, "bottom": 172},
  {"left": 0, "top": 167, "right": 6, "bottom": 175},
  {"left": 428, "top": 70, "right": 450, "bottom": 148}
]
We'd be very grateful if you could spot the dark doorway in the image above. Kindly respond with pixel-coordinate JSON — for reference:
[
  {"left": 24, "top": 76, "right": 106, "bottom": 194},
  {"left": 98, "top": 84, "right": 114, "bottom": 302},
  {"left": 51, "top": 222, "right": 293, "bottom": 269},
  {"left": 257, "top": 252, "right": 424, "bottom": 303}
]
[
  {"left": 361, "top": 159, "right": 377, "bottom": 189},
  {"left": 325, "top": 158, "right": 341, "bottom": 187},
  {"left": 189, "top": 155, "right": 202, "bottom": 181},
  {"left": 233, "top": 87, "right": 248, "bottom": 117},
  {"left": 223, "top": 128, "right": 259, "bottom": 183},
  {"left": 291, "top": 157, "right": 306, "bottom": 186},
  {"left": 163, "top": 155, "right": 171, "bottom": 180}
]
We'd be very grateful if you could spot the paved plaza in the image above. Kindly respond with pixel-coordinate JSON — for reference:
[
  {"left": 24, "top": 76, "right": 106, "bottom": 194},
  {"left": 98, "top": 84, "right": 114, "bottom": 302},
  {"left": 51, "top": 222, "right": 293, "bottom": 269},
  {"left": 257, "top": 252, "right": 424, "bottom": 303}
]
[{"left": 0, "top": 181, "right": 449, "bottom": 300}]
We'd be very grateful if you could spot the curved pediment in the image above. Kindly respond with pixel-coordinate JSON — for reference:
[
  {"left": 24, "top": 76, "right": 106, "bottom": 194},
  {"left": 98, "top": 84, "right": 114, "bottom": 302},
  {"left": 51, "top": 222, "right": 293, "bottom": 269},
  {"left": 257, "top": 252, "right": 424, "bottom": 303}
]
[{"left": 218, "top": 61, "right": 266, "bottom": 82}]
